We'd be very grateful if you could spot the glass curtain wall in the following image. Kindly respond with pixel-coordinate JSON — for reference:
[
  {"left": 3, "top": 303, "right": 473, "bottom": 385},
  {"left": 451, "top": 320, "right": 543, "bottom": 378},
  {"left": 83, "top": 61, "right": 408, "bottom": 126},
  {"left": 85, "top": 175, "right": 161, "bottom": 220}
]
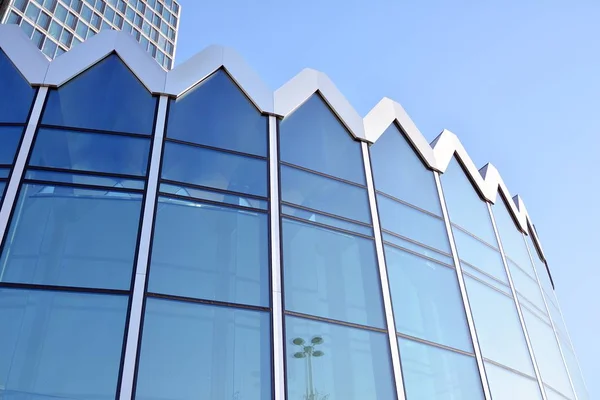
[
  {"left": 370, "top": 124, "right": 484, "bottom": 399},
  {"left": 0, "top": 54, "right": 157, "bottom": 400},
  {"left": 439, "top": 157, "right": 543, "bottom": 400},
  {"left": 279, "top": 94, "right": 396, "bottom": 400}
]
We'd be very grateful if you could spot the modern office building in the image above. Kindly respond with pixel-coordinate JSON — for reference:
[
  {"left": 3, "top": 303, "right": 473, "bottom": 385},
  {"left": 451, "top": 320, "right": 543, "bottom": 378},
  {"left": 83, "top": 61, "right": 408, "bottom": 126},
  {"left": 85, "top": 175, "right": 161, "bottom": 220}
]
[
  {"left": 0, "top": 0, "right": 179, "bottom": 69},
  {"left": 0, "top": 25, "right": 590, "bottom": 400}
]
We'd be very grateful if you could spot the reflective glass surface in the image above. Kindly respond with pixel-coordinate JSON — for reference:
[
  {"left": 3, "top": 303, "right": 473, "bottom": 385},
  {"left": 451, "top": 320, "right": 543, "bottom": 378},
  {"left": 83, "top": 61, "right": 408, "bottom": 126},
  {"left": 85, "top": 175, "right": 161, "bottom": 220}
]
[
  {"left": 42, "top": 55, "right": 157, "bottom": 134},
  {"left": 0, "top": 182, "right": 5, "bottom": 198},
  {"left": 0, "top": 184, "right": 142, "bottom": 290},
  {"left": 0, "top": 50, "right": 35, "bottom": 124},
  {"left": 149, "top": 197, "right": 269, "bottom": 307},
  {"left": 385, "top": 246, "right": 473, "bottom": 352},
  {"left": 484, "top": 362, "right": 543, "bottom": 400},
  {"left": 441, "top": 157, "right": 498, "bottom": 246},
  {"left": 464, "top": 277, "right": 535, "bottom": 375},
  {"left": 282, "top": 204, "right": 373, "bottom": 236},
  {"left": 136, "top": 298, "right": 271, "bottom": 400},
  {"left": 30, "top": 128, "right": 151, "bottom": 176},
  {"left": 383, "top": 233, "right": 454, "bottom": 265},
  {"left": 279, "top": 95, "right": 365, "bottom": 184},
  {"left": 0, "top": 289, "right": 127, "bottom": 400},
  {"left": 285, "top": 316, "right": 396, "bottom": 400},
  {"left": 162, "top": 142, "right": 267, "bottom": 197},
  {"left": 167, "top": 70, "right": 267, "bottom": 156},
  {"left": 160, "top": 183, "right": 268, "bottom": 210},
  {"left": 0, "top": 126, "right": 23, "bottom": 165},
  {"left": 452, "top": 227, "right": 508, "bottom": 283},
  {"left": 378, "top": 194, "right": 451, "bottom": 253},
  {"left": 509, "top": 260, "right": 547, "bottom": 312},
  {"left": 282, "top": 218, "right": 385, "bottom": 328},
  {"left": 370, "top": 123, "right": 441, "bottom": 215},
  {"left": 561, "top": 340, "right": 589, "bottom": 400},
  {"left": 399, "top": 337, "right": 484, "bottom": 400},
  {"left": 26, "top": 170, "right": 145, "bottom": 190},
  {"left": 281, "top": 165, "right": 371, "bottom": 224}
]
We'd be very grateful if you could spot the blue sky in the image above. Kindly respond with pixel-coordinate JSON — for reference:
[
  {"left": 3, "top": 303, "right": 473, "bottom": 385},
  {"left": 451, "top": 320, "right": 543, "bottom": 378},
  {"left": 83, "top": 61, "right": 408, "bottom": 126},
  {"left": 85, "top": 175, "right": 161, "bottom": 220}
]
[{"left": 175, "top": 0, "right": 599, "bottom": 396}]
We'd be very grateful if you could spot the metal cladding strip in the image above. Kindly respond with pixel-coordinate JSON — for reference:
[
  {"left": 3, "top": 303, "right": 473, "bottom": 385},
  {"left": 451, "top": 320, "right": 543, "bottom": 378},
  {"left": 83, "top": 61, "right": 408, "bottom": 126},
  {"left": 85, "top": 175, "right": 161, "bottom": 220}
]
[
  {"left": 119, "top": 95, "right": 168, "bottom": 400},
  {"left": 269, "top": 115, "right": 285, "bottom": 400},
  {"left": 0, "top": 87, "right": 48, "bottom": 244},
  {"left": 361, "top": 142, "right": 407, "bottom": 400},
  {"left": 486, "top": 202, "right": 548, "bottom": 400},
  {"left": 522, "top": 233, "right": 578, "bottom": 400},
  {"left": 434, "top": 171, "right": 492, "bottom": 400}
]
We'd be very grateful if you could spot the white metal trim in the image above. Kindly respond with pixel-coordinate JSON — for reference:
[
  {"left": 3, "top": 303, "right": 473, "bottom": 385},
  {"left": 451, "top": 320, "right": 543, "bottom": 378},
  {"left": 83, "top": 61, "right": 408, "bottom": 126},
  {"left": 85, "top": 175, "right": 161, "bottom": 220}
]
[
  {"left": 118, "top": 95, "right": 168, "bottom": 400},
  {"left": 361, "top": 142, "right": 407, "bottom": 400},
  {"left": 434, "top": 171, "right": 492, "bottom": 400}
]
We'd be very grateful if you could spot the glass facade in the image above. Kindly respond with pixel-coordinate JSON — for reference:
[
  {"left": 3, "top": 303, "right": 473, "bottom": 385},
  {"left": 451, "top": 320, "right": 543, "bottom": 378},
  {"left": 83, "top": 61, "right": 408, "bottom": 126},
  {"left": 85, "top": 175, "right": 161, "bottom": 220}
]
[{"left": 0, "top": 32, "right": 589, "bottom": 400}]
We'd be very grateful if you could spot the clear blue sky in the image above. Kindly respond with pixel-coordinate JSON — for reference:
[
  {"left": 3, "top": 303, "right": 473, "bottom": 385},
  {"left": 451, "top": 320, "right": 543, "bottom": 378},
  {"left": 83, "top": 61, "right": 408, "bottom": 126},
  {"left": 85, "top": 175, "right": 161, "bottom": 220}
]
[{"left": 175, "top": 0, "right": 599, "bottom": 396}]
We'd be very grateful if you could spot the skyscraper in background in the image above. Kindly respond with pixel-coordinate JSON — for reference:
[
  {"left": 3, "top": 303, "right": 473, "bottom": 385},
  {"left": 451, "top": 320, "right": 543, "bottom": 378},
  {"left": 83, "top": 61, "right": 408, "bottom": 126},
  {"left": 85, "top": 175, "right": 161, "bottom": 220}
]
[{"left": 0, "top": 0, "right": 179, "bottom": 69}]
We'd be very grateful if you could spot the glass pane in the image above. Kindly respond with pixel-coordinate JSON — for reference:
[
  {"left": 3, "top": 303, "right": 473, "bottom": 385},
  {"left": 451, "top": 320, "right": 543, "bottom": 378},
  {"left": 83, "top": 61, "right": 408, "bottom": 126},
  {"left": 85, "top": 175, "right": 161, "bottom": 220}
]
[
  {"left": 508, "top": 260, "right": 547, "bottom": 312},
  {"left": 399, "top": 337, "right": 484, "bottom": 400},
  {"left": 0, "top": 182, "right": 6, "bottom": 198},
  {"left": 162, "top": 142, "right": 267, "bottom": 197},
  {"left": 167, "top": 70, "right": 267, "bottom": 157},
  {"left": 385, "top": 246, "right": 473, "bottom": 352},
  {"left": 281, "top": 204, "right": 373, "bottom": 237},
  {"left": 42, "top": 55, "right": 157, "bottom": 134},
  {"left": 135, "top": 298, "right": 271, "bottom": 400},
  {"left": 485, "top": 362, "right": 543, "bottom": 400},
  {"left": 377, "top": 194, "right": 451, "bottom": 253},
  {"left": 370, "top": 123, "right": 441, "bottom": 215},
  {"left": 281, "top": 165, "right": 371, "bottom": 224},
  {"left": 0, "top": 289, "right": 127, "bottom": 400},
  {"left": 464, "top": 277, "right": 535, "bottom": 375},
  {"left": 280, "top": 94, "right": 365, "bottom": 184},
  {"left": 25, "top": 169, "right": 145, "bottom": 190},
  {"left": 0, "top": 126, "right": 23, "bottom": 165},
  {"left": 0, "top": 184, "right": 142, "bottom": 290},
  {"left": 0, "top": 50, "right": 35, "bottom": 123},
  {"left": 452, "top": 226, "right": 509, "bottom": 283},
  {"left": 149, "top": 197, "right": 269, "bottom": 307},
  {"left": 160, "top": 183, "right": 268, "bottom": 210},
  {"left": 441, "top": 157, "right": 498, "bottom": 246},
  {"left": 282, "top": 218, "right": 385, "bottom": 328},
  {"left": 382, "top": 232, "right": 454, "bottom": 265},
  {"left": 285, "top": 316, "right": 396, "bottom": 400},
  {"left": 30, "top": 128, "right": 151, "bottom": 176},
  {"left": 462, "top": 263, "right": 511, "bottom": 297},
  {"left": 561, "top": 341, "right": 589, "bottom": 400}
]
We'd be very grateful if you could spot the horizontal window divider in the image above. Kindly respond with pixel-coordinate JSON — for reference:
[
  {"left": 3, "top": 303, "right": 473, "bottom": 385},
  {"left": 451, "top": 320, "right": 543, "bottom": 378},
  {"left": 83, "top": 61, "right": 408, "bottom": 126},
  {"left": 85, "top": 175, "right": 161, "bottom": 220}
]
[
  {"left": 460, "top": 259, "right": 511, "bottom": 288},
  {"left": 381, "top": 229, "right": 452, "bottom": 257},
  {"left": 0, "top": 122, "right": 27, "bottom": 128},
  {"left": 164, "top": 137, "right": 268, "bottom": 160},
  {"left": 281, "top": 201, "right": 373, "bottom": 228},
  {"left": 462, "top": 270, "right": 514, "bottom": 299},
  {"left": 382, "top": 240, "right": 455, "bottom": 269},
  {"left": 27, "top": 166, "right": 148, "bottom": 181},
  {"left": 280, "top": 161, "right": 367, "bottom": 189},
  {"left": 22, "top": 179, "right": 145, "bottom": 194},
  {"left": 376, "top": 190, "right": 444, "bottom": 219},
  {"left": 450, "top": 222, "right": 499, "bottom": 251},
  {"left": 282, "top": 214, "right": 374, "bottom": 240},
  {"left": 396, "top": 331, "right": 475, "bottom": 357},
  {"left": 38, "top": 124, "right": 152, "bottom": 139},
  {"left": 518, "top": 298, "right": 551, "bottom": 323},
  {"left": 0, "top": 164, "right": 13, "bottom": 169},
  {"left": 160, "top": 179, "right": 268, "bottom": 201},
  {"left": 146, "top": 292, "right": 271, "bottom": 312},
  {"left": 158, "top": 191, "right": 268, "bottom": 214},
  {"left": 284, "top": 310, "right": 387, "bottom": 333},
  {"left": 482, "top": 357, "right": 539, "bottom": 381},
  {"left": 543, "top": 384, "right": 572, "bottom": 400},
  {"left": 505, "top": 255, "right": 534, "bottom": 276},
  {"left": 0, "top": 282, "right": 130, "bottom": 296}
]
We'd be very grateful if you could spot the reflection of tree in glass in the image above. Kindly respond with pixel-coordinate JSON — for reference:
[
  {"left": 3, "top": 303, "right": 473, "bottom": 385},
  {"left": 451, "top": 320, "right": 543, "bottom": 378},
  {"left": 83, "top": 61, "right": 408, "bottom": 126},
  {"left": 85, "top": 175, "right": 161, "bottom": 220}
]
[{"left": 292, "top": 336, "right": 329, "bottom": 400}]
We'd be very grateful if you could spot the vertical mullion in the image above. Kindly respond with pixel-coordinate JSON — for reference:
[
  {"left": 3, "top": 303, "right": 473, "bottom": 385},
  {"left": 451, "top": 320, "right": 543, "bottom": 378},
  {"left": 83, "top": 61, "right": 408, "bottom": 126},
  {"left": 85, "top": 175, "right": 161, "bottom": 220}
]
[
  {"left": 487, "top": 202, "right": 548, "bottom": 400},
  {"left": 433, "top": 171, "right": 492, "bottom": 400},
  {"left": 361, "top": 141, "right": 406, "bottom": 400},
  {"left": 119, "top": 95, "right": 168, "bottom": 400}
]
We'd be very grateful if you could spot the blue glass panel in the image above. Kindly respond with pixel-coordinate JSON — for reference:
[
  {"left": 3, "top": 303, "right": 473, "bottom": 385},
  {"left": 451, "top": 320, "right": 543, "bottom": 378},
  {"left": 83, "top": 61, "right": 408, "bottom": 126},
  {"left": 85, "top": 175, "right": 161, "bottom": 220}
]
[
  {"left": 167, "top": 70, "right": 267, "bottom": 156},
  {"left": 0, "top": 50, "right": 35, "bottom": 123},
  {"left": 0, "top": 169, "right": 9, "bottom": 179},
  {"left": 0, "top": 182, "right": 5, "bottom": 198},
  {"left": 282, "top": 218, "right": 385, "bottom": 328},
  {"left": 385, "top": 246, "right": 473, "bottom": 352},
  {"left": 461, "top": 264, "right": 512, "bottom": 297},
  {"left": 377, "top": 194, "right": 451, "bottom": 253},
  {"left": 281, "top": 204, "right": 373, "bottom": 236},
  {"left": 399, "top": 337, "right": 484, "bottom": 400},
  {"left": 561, "top": 341, "right": 589, "bottom": 400},
  {"left": 441, "top": 157, "right": 498, "bottom": 246},
  {"left": 0, "top": 184, "right": 142, "bottom": 290},
  {"left": 484, "top": 362, "right": 543, "bottom": 400},
  {"left": 0, "top": 289, "right": 127, "bottom": 400},
  {"left": 452, "top": 226, "right": 509, "bottom": 283},
  {"left": 0, "top": 127, "right": 23, "bottom": 165},
  {"left": 508, "top": 259, "right": 547, "bottom": 313},
  {"left": 149, "top": 196, "right": 269, "bottom": 307},
  {"left": 286, "top": 316, "right": 396, "bottom": 400},
  {"left": 135, "top": 298, "right": 271, "bottom": 400},
  {"left": 280, "top": 94, "right": 366, "bottom": 184},
  {"left": 30, "top": 128, "right": 150, "bottom": 176},
  {"left": 281, "top": 165, "right": 371, "bottom": 224},
  {"left": 382, "top": 232, "right": 453, "bottom": 265},
  {"left": 42, "top": 55, "right": 157, "bottom": 134},
  {"left": 162, "top": 142, "right": 267, "bottom": 197},
  {"left": 26, "top": 169, "right": 145, "bottom": 190},
  {"left": 370, "top": 124, "right": 441, "bottom": 215},
  {"left": 464, "top": 276, "right": 535, "bottom": 375},
  {"left": 160, "top": 183, "right": 268, "bottom": 210}
]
